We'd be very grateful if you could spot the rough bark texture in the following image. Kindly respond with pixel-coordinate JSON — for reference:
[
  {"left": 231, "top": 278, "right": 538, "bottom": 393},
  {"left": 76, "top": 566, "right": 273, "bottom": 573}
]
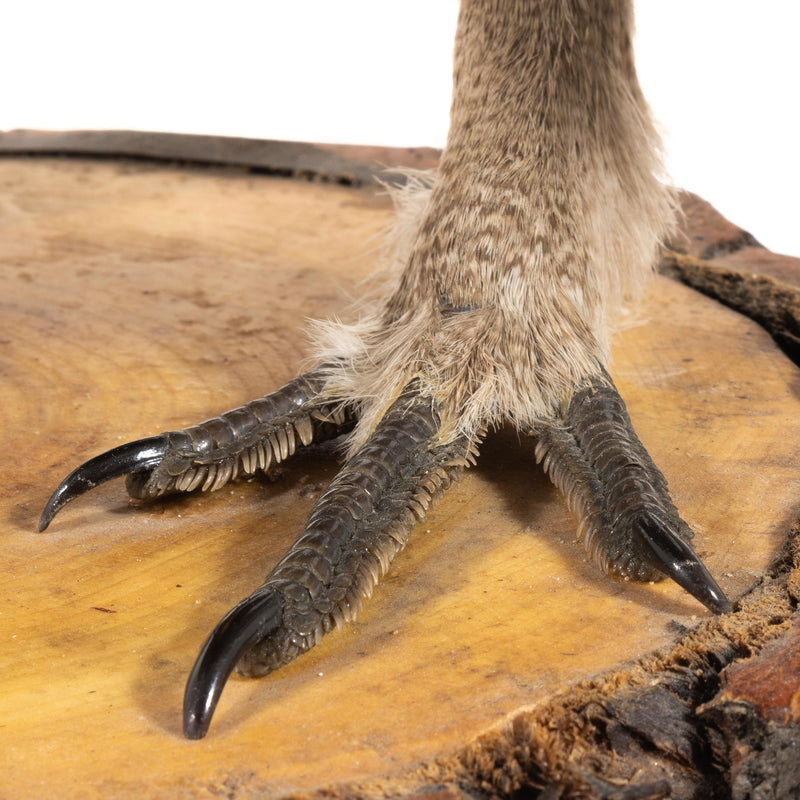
[
  {"left": 427, "top": 524, "right": 800, "bottom": 800},
  {"left": 660, "top": 250, "right": 800, "bottom": 367}
]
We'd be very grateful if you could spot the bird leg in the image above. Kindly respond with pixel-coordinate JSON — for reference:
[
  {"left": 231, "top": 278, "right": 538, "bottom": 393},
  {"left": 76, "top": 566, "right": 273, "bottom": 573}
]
[{"left": 40, "top": 0, "right": 733, "bottom": 738}]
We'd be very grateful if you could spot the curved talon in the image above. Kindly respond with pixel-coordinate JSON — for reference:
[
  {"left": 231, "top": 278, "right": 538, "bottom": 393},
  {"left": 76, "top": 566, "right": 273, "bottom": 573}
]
[
  {"left": 38, "top": 435, "right": 169, "bottom": 532},
  {"left": 632, "top": 515, "right": 732, "bottom": 614},
  {"left": 183, "top": 589, "right": 284, "bottom": 739}
]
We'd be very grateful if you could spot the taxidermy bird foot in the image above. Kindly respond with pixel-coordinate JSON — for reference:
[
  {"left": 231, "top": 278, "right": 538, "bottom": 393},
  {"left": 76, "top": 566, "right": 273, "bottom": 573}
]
[
  {"left": 40, "top": 367, "right": 731, "bottom": 738},
  {"left": 39, "top": 0, "right": 733, "bottom": 739}
]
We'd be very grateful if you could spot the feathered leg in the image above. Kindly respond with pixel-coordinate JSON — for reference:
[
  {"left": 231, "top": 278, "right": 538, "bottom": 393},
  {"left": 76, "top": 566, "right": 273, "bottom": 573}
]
[{"left": 40, "top": 0, "right": 732, "bottom": 739}]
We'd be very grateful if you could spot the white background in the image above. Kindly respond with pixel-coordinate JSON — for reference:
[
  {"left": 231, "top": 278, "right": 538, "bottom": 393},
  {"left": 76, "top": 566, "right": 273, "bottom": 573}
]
[{"left": 2, "top": 1, "right": 798, "bottom": 256}]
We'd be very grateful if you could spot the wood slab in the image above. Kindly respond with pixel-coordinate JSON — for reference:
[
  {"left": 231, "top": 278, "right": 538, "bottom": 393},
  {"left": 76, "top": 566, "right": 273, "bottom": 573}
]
[{"left": 1, "top": 157, "right": 799, "bottom": 799}]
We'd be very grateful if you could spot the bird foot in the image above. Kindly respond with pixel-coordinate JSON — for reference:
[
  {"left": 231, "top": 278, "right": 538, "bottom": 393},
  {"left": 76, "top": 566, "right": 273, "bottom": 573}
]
[{"left": 40, "top": 367, "right": 730, "bottom": 738}]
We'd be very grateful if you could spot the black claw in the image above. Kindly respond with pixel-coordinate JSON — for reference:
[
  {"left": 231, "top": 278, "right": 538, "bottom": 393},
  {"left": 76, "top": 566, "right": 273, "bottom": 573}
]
[
  {"left": 632, "top": 515, "right": 733, "bottom": 615},
  {"left": 38, "top": 435, "right": 169, "bottom": 532},
  {"left": 183, "top": 589, "right": 284, "bottom": 740}
]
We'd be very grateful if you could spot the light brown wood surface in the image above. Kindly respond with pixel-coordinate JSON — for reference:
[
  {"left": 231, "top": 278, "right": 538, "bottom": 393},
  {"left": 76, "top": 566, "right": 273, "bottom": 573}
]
[{"left": 1, "top": 158, "right": 799, "bottom": 799}]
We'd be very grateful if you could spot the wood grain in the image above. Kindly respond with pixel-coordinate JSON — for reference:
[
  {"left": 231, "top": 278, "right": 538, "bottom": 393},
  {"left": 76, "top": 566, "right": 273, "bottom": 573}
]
[{"left": 1, "top": 158, "right": 799, "bottom": 799}]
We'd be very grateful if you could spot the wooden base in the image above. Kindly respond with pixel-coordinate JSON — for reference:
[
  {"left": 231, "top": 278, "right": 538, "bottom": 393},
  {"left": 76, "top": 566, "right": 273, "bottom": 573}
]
[{"left": 1, "top": 157, "right": 799, "bottom": 798}]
